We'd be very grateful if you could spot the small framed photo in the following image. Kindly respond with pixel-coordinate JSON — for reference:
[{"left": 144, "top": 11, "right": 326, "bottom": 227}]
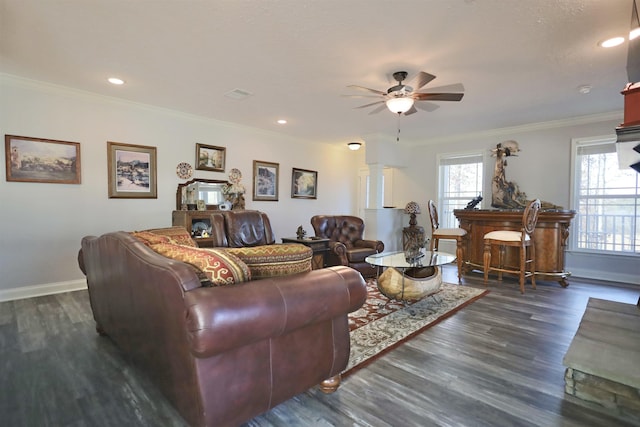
[
  {"left": 291, "top": 168, "right": 318, "bottom": 199},
  {"left": 107, "top": 141, "right": 157, "bottom": 198},
  {"left": 196, "top": 143, "right": 225, "bottom": 172},
  {"left": 253, "top": 160, "right": 279, "bottom": 201},
  {"left": 5, "top": 135, "right": 81, "bottom": 184}
]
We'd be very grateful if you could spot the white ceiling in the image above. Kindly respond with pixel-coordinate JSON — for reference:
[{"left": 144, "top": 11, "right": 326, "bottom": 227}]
[{"left": 0, "top": 0, "right": 634, "bottom": 146}]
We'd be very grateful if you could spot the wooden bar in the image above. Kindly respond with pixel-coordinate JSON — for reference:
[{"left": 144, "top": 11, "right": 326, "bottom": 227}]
[{"left": 454, "top": 209, "right": 576, "bottom": 286}]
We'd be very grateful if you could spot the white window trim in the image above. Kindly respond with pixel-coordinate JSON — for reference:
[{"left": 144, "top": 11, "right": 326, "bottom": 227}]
[{"left": 569, "top": 134, "right": 639, "bottom": 257}]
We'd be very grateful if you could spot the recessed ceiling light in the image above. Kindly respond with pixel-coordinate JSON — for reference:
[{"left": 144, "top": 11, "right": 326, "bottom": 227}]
[
  {"left": 578, "top": 84, "right": 592, "bottom": 94},
  {"left": 277, "top": 119, "right": 287, "bottom": 124},
  {"left": 108, "top": 77, "right": 125, "bottom": 85},
  {"left": 599, "top": 36, "right": 625, "bottom": 48}
]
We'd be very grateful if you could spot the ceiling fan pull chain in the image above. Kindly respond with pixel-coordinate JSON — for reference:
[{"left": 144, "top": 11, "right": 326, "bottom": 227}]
[{"left": 397, "top": 112, "right": 401, "bottom": 142}]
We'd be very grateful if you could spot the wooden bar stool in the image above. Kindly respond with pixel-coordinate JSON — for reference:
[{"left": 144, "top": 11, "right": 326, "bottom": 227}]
[
  {"left": 483, "top": 199, "right": 541, "bottom": 294},
  {"left": 428, "top": 200, "right": 467, "bottom": 282}
]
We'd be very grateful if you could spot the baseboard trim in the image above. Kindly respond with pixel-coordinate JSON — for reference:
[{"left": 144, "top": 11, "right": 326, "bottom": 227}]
[
  {"left": 0, "top": 279, "right": 88, "bottom": 302},
  {"left": 569, "top": 268, "right": 640, "bottom": 286}
]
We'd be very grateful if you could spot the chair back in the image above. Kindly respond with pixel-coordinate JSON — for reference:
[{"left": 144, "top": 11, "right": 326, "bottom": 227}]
[
  {"left": 311, "top": 215, "right": 365, "bottom": 248},
  {"left": 522, "top": 199, "right": 541, "bottom": 236},
  {"left": 428, "top": 200, "right": 440, "bottom": 232}
]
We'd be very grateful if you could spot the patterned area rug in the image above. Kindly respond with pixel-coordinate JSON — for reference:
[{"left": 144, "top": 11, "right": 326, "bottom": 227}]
[{"left": 344, "top": 280, "right": 489, "bottom": 376}]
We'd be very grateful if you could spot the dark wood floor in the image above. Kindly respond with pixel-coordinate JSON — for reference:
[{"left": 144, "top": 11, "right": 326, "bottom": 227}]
[{"left": 1, "top": 266, "right": 638, "bottom": 426}]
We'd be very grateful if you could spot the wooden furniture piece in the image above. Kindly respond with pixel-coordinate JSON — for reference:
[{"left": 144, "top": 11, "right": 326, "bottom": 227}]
[
  {"left": 281, "top": 237, "right": 329, "bottom": 270},
  {"left": 428, "top": 200, "right": 467, "bottom": 282},
  {"left": 172, "top": 210, "right": 214, "bottom": 247},
  {"left": 454, "top": 208, "right": 576, "bottom": 287},
  {"left": 483, "top": 199, "right": 541, "bottom": 294}
]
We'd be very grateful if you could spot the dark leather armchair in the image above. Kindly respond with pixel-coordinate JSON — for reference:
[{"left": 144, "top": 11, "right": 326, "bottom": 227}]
[{"left": 311, "top": 215, "right": 384, "bottom": 278}]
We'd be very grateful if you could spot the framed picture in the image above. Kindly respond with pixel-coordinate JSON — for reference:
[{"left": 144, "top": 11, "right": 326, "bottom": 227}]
[
  {"left": 196, "top": 143, "right": 225, "bottom": 172},
  {"left": 291, "top": 168, "right": 318, "bottom": 199},
  {"left": 5, "top": 135, "right": 81, "bottom": 184},
  {"left": 107, "top": 141, "right": 157, "bottom": 198},
  {"left": 253, "top": 160, "right": 279, "bottom": 201}
]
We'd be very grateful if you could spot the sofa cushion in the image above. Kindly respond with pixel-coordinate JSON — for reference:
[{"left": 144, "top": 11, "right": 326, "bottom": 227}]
[
  {"left": 226, "top": 244, "right": 312, "bottom": 279},
  {"left": 150, "top": 243, "right": 251, "bottom": 286},
  {"left": 143, "top": 226, "right": 198, "bottom": 247},
  {"left": 131, "top": 230, "right": 173, "bottom": 246}
]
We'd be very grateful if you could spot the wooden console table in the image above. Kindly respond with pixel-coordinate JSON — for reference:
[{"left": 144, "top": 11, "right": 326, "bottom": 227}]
[{"left": 454, "top": 209, "right": 576, "bottom": 286}]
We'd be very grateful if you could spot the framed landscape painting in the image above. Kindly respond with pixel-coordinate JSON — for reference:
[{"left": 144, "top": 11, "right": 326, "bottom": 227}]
[
  {"left": 107, "top": 141, "right": 157, "bottom": 198},
  {"left": 196, "top": 143, "right": 225, "bottom": 172},
  {"left": 291, "top": 168, "right": 317, "bottom": 199},
  {"left": 253, "top": 160, "right": 279, "bottom": 201},
  {"left": 5, "top": 135, "right": 81, "bottom": 184}
]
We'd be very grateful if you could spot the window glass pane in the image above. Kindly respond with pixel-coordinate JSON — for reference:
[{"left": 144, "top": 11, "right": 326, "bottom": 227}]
[
  {"left": 438, "top": 153, "right": 483, "bottom": 229},
  {"left": 573, "top": 139, "right": 639, "bottom": 255}
]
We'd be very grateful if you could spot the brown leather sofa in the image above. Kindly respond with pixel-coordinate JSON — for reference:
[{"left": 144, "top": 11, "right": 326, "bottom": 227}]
[
  {"left": 78, "top": 231, "right": 366, "bottom": 427},
  {"left": 311, "top": 215, "right": 384, "bottom": 278}
]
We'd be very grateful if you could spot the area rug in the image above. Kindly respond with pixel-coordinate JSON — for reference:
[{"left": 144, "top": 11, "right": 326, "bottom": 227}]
[{"left": 344, "top": 280, "right": 489, "bottom": 376}]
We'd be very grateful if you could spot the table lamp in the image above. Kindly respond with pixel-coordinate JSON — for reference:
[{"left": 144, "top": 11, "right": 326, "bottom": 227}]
[{"left": 405, "top": 201, "right": 421, "bottom": 227}]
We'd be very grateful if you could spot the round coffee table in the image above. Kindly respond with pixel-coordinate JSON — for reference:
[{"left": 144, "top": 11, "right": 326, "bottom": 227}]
[{"left": 365, "top": 250, "right": 456, "bottom": 301}]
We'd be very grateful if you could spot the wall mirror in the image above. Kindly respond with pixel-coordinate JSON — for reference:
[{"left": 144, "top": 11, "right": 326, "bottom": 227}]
[{"left": 176, "top": 178, "right": 228, "bottom": 210}]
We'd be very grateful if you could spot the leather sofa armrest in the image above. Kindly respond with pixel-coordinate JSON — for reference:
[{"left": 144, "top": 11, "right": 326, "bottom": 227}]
[
  {"left": 354, "top": 239, "right": 384, "bottom": 253},
  {"left": 185, "top": 266, "right": 366, "bottom": 358},
  {"left": 328, "top": 241, "right": 349, "bottom": 265}
]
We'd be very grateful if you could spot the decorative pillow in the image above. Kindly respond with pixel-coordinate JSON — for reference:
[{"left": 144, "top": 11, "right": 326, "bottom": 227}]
[
  {"left": 131, "top": 231, "right": 172, "bottom": 246},
  {"left": 144, "top": 226, "right": 198, "bottom": 247},
  {"left": 150, "top": 243, "right": 251, "bottom": 286},
  {"left": 226, "top": 244, "right": 312, "bottom": 279}
]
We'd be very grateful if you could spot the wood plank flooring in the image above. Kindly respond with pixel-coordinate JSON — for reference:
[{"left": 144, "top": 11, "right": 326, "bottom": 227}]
[{"left": 1, "top": 266, "right": 638, "bottom": 426}]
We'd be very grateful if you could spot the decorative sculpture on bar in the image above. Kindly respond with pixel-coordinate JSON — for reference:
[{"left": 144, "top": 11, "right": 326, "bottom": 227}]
[
  {"left": 491, "top": 140, "right": 528, "bottom": 209},
  {"left": 491, "top": 140, "right": 562, "bottom": 210}
]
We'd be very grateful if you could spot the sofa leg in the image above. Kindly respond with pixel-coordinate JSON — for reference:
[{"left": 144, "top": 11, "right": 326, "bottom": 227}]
[{"left": 318, "top": 374, "right": 341, "bottom": 393}]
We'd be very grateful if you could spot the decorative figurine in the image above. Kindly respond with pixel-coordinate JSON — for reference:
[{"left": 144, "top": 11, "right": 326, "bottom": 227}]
[
  {"left": 464, "top": 195, "right": 483, "bottom": 210},
  {"left": 223, "top": 168, "right": 246, "bottom": 210},
  {"left": 296, "top": 225, "right": 307, "bottom": 240}
]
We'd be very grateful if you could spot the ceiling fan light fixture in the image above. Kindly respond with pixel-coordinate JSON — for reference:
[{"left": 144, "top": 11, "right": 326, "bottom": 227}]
[{"left": 385, "top": 96, "right": 414, "bottom": 114}]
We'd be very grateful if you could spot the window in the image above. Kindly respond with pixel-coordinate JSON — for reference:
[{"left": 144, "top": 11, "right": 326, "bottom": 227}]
[
  {"left": 571, "top": 137, "right": 639, "bottom": 255},
  {"left": 437, "top": 152, "right": 484, "bottom": 228}
]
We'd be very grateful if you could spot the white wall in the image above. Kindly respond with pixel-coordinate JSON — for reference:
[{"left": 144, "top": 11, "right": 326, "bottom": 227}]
[
  {"left": 0, "top": 75, "right": 364, "bottom": 300},
  {"left": 393, "top": 117, "right": 640, "bottom": 285}
]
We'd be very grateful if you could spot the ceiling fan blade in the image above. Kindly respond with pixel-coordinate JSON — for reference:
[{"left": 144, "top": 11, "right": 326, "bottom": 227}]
[
  {"left": 368, "top": 104, "right": 388, "bottom": 115},
  {"left": 409, "top": 71, "right": 436, "bottom": 91},
  {"left": 420, "top": 83, "right": 465, "bottom": 93},
  {"left": 414, "top": 93, "right": 464, "bottom": 101},
  {"left": 415, "top": 102, "right": 440, "bottom": 112},
  {"left": 404, "top": 105, "right": 419, "bottom": 116},
  {"left": 355, "top": 100, "right": 385, "bottom": 109},
  {"left": 347, "top": 85, "right": 386, "bottom": 95},
  {"left": 341, "top": 94, "right": 383, "bottom": 98}
]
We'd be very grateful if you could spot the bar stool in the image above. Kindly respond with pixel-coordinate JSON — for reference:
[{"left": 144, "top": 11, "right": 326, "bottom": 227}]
[
  {"left": 427, "top": 200, "right": 467, "bottom": 282},
  {"left": 483, "top": 199, "right": 541, "bottom": 294}
]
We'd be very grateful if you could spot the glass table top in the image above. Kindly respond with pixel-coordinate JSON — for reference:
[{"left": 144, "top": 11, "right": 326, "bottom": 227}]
[{"left": 365, "top": 249, "right": 456, "bottom": 269}]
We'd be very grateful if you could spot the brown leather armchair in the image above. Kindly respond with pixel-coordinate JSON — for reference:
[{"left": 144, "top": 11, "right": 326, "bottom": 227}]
[{"left": 311, "top": 215, "right": 384, "bottom": 278}]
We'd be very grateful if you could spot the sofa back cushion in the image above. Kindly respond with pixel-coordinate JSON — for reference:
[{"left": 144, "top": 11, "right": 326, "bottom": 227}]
[
  {"left": 150, "top": 243, "right": 251, "bottom": 286},
  {"left": 215, "top": 210, "right": 275, "bottom": 247}
]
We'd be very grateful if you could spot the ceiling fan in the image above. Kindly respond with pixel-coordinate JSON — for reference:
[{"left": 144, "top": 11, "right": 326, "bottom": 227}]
[{"left": 346, "top": 71, "right": 464, "bottom": 116}]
